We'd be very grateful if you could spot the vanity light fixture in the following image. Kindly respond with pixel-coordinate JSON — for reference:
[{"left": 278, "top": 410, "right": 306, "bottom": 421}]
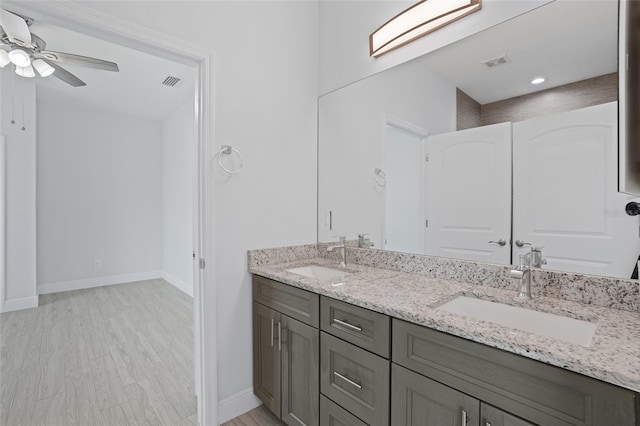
[
  {"left": 369, "top": 0, "right": 482, "bottom": 57},
  {"left": 531, "top": 77, "right": 546, "bottom": 85}
]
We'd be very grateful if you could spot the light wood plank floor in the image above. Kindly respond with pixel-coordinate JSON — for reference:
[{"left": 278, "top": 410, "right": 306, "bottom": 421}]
[
  {"left": 222, "top": 405, "right": 283, "bottom": 426},
  {"left": 0, "top": 279, "right": 197, "bottom": 426}
]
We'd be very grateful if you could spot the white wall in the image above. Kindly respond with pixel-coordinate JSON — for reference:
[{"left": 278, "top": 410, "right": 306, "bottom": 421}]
[
  {"left": 36, "top": 100, "right": 163, "bottom": 292},
  {"left": 70, "top": 1, "right": 320, "bottom": 421},
  {"left": 319, "top": 0, "right": 552, "bottom": 94},
  {"left": 162, "top": 98, "right": 195, "bottom": 296},
  {"left": 318, "top": 56, "right": 456, "bottom": 248},
  {"left": 0, "top": 69, "right": 38, "bottom": 312}
]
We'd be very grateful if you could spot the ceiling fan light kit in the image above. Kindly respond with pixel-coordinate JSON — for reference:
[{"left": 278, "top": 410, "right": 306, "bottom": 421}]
[
  {"left": 0, "top": 8, "right": 119, "bottom": 87},
  {"left": 32, "top": 58, "right": 54, "bottom": 77},
  {"left": 15, "top": 64, "right": 35, "bottom": 78},
  {"left": 8, "top": 47, "right": 30, "bottom": 67},
  {"left": 0, "top": 49, "right": 9, "bottom": 67}
]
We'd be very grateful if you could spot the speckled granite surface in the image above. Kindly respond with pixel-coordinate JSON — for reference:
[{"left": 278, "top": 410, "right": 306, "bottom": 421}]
[
  {"left": 252, "top": 244, "right": 640, "bottom": 312},
  {"left": 248, "top": 245, "right": 640, "bottom": 393}
]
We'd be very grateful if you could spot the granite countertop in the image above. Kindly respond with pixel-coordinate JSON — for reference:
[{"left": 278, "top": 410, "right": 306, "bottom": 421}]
[{"left": 249, "top": 257, "right": 640, "bottom": 393}]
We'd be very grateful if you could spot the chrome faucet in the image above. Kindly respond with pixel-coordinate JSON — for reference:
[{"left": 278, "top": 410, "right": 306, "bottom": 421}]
[
  {"left": 357, "top": 233, "right": 374, "bottom": 248},
  {"left": 510, "top": 253, "right": 533, "bottom": 300},
  {"left": 327, "top": 236, "right": 347, "bottom": 267},
  {"left": 510, "top": 245, "right": 546, "bottom": 300}
]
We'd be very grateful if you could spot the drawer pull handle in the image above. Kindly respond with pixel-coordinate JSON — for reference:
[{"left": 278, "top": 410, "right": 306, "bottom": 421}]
[
  {"left": 270, "top": 318, "right": 274, "bottom": 347},
  {"left": 462, "top": 410, "right": 468, "bottom": 425},
  {"left": 333, "top": 371, "right": 362, "bottom": 389},
  {"left": 278, "top": 322, "right": 282, "bottom": 351},
  {"left": 334, "top": 318, "right": 362, "bottom": 332}
]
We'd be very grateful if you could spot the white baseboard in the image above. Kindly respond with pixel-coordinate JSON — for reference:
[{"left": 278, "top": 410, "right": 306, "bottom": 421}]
[
  {"left": 2, "top": 295, "right": 39, "bottom": 313},
  {"left": 217, "top": 387, "right": 261, "bottom": 424},
  {"left": 37, "top": 271, "right": 163, "bottom": 295},
  {"left": 162, "top": 271, "right": 193, "bottom": 297}
]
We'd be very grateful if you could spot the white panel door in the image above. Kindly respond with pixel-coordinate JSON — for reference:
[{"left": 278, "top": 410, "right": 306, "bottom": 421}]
[
  {"left": 513, "top": 102, "right": 640, "bottom": 279},
  {"left": 426, "top": 122, "right": 512, "bottom": 264},
  {"left": 385, "top": 126, "right": 425, "bottom": 254}
]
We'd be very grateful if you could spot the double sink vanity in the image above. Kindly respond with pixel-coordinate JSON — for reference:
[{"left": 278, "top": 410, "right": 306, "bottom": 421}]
[{"left": 248, "top": 244, "right": 640, "bottom": 426}]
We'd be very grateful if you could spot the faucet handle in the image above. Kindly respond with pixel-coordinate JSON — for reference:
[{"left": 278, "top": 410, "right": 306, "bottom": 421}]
[{"left": 332, "top": 235, "right": 346, "bottom": 244}]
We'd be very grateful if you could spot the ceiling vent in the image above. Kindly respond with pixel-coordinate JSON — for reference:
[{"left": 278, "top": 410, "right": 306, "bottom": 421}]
[
  {"left": 481, "top": 54, "right": 511, "bottom": 69},
  {"left": 161, "top": 75, "right": 181, "bottom": 87}
]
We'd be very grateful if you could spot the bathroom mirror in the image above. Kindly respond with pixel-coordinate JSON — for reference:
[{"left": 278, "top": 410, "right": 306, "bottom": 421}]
[
  {"left": 318, "top": 0, "right": 640, "bottom": 280},
  {"left": 620, "top": 0, "right": 640, "bottom": 196}
]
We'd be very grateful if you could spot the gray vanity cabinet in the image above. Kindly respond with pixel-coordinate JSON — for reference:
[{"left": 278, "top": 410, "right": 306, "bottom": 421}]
[
  {"left": 281, "top": 315, "right": 320, "bottom": 426},
  {"left": 253, "top": 301, "right": 281, "bottom": 417},
  {"left": 320, "top": 395, "right": 368, "bottom": 426},
  {"left": 253, "top": 275, "right": 638, "bottom": 426},
  {"left": 320, "top": 332, "right": 390, "bottom": 426},
  {"left": 252, "top": 276, "right": 320, "bottom": 426},
  {"left": 392, "top": 319, "right": 638, "bottom": 426},
  {"left": 481, "top": 404, "right": 535, "bottom": 426},
  {"left": 391, "top": 363, "right": 480, "bottom": 426}
]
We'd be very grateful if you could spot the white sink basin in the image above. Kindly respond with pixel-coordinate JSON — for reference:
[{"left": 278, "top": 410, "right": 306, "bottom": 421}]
[
  {"left": 285, "top": 265, "right": 348, "bottom": 280},
  {"left": 436, "top": 296, "right": 597, "bottom": 347}
]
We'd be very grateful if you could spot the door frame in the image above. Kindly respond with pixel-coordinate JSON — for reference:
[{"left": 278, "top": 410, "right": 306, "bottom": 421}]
[
  {"left": 381, "top": 116, "right": 430, "bottom": 252},
  {"left": 0, "top": 136, "right": 5, "bottom": 313},
  {"left": 3, "top": 2, "right": 217, "bottom": 424}
]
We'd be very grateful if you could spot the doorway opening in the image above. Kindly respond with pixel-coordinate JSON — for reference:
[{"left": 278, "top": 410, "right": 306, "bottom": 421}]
[{"left": 0, "top": 2, "right": 215, "bottom": 424}]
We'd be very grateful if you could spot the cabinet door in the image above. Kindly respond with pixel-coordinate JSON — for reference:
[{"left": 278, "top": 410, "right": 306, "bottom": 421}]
[
  {"left": 281, "top": 315, "right": 319, "bottom": 426},
  {"left": 253, "top": 302, "right": 281, "bottom": 418},
  {"left": 481, "top": 403, "right": 535, "bottom": 426},
  {"left": 392, "top": 363, "right": 479, "bottom": 426}
]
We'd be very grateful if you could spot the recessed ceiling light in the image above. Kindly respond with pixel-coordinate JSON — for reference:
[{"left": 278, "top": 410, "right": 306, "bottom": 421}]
[{"left": 531, "top": 77, "right": 546, "bottom": 85}]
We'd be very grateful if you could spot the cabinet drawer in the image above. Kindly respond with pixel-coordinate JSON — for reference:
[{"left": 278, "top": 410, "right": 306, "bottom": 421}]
[
  {"left": 320, "top": 395, "right": 368, "bottom": 426},
  {"left": 321, "top": 296, "right": 390, "bottom": 358},
  {"left": 320, "top": 332, "right": 389, "bottom": 426},
  {"left": 253, "top": 275, "right": 319, "bottom": 327},
  {"left": 392, "top": 319, "right": 637, "bottom": 426}
]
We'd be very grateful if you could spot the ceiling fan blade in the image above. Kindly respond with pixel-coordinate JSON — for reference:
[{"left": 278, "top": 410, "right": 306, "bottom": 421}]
[
  {"left": 40, "top": 50, "right": 119, "bottom": 72},
  {"left": 0, "top": 9, "right": 31, "bottom": 47},
  {"left": 41, "top": 58, "right": 86, "bottom": 87}
]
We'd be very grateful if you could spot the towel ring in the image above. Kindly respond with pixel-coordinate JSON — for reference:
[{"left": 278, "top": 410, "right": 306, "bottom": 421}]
[
  {"left": 374, "top": 168, "right": 386, "bottom": 187},
  {"left": 219, "top": 145, "right": 243, "bottom": 174}
]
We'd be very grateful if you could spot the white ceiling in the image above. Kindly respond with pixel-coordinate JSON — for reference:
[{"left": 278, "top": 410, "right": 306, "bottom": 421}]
[
  {"left": 3, "top": 16, "right": 197, "bottom": 121},
  {"left": 421, "top": 0, "right": 619, "bottom": 104}
]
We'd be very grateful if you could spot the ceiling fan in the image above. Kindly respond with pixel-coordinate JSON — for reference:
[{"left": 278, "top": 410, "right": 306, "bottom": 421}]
[{"left": 0, "top": 9, "right": 119, "bottom": 87}]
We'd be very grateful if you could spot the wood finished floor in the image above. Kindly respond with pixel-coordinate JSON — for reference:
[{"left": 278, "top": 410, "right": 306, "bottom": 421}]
[
  {"left": 0, "top": 279, "right": 197, "bottom": 426},
  {"left": 221, "top": 405, "right": 283, "bottom": 426}
]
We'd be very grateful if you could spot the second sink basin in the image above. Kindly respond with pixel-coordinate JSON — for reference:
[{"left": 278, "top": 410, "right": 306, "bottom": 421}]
[
  {"left": 285, "top": 265, "right": 348, "bottom": 280},
  {"left": 436, "top": 296, "right": 597, "bottom": 347}
]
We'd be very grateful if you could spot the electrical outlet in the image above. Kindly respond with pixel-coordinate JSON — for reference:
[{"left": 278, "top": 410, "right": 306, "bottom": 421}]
[{"left": 94, "top": 260, "right": 102, "bottom": 269}]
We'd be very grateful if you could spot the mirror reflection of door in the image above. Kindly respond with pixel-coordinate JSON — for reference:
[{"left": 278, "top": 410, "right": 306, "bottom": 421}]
[
  {"left": 384, "top": 125, "right": 426, "bottom": 253},
  {"left": 426, "top": 123, "right": 512, "bottom": 264},
  {"left": 513, "top": 102, "right": 640, "bottom": 278}
]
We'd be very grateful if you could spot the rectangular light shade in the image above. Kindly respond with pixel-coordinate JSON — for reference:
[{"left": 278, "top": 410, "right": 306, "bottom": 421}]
[{"left": 370, "top": 0, "right": 482, "bottom": 57}]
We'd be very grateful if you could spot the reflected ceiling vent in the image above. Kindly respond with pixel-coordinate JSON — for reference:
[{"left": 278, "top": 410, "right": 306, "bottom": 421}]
[
  {"left": 161, "top": 75, "right": 181, "bottom": 87},
  {"left": 481, "top": 54, "right": 511, "bottom": 69}
]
